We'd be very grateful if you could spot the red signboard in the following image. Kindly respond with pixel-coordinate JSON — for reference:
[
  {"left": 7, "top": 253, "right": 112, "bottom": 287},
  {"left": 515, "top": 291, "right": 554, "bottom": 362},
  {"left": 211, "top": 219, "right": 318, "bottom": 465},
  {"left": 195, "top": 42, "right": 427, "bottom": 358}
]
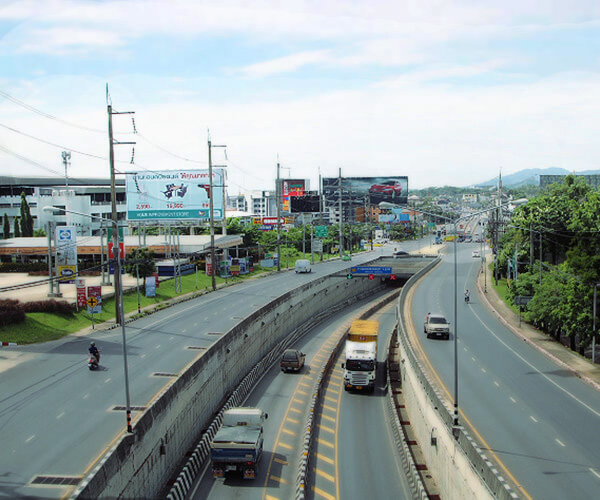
[
  {"left": 108, "top": 242, "right": 125, "bottom": 259},
  {"left": 76, "top": 279, "right": 87, "bottom": 308}
]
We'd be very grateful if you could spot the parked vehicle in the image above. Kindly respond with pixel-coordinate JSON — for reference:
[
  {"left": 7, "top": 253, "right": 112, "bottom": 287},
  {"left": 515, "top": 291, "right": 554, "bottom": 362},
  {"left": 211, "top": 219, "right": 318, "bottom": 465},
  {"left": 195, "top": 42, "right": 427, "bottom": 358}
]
[
  {"left": 342, "top": 320, "right": 378, "bottom": 392},
  {"left": 211, "top": 407, "right": 268, "bottom": 480},
  {"left": 424, "top": 314, "right": 450, "bottom": 340},
  {"left": 392, "top": 249, "right": 408, "bottom": 257},
  {"left": 472, "top": 250, "right": 480, "bottom": 258},
  {"left": 294, "top": 259, "right": 312, "bottom": 273},
  {"left": 280, "top": 349, "right": 306, "bottom": 372}
]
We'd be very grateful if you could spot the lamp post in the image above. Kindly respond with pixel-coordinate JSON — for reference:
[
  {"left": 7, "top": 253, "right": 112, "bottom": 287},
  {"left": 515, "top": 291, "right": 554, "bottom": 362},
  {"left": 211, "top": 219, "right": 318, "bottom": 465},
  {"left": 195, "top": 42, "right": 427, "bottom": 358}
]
[
  {"left": 408, "top": 199, "right": 527, "bottom": 436},
  {"left": 593, "top": 283, "right": 600, "bottom": 365},
  {"left": 44, "top": 206, "right": 133, "bottom": 433}
]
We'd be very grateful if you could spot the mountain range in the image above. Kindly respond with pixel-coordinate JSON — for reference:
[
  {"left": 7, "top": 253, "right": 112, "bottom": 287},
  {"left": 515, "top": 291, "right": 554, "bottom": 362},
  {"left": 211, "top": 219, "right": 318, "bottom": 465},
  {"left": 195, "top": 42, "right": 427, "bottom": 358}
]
[{"left": 476, "top": 167, "right": 600, "bottom": 188}]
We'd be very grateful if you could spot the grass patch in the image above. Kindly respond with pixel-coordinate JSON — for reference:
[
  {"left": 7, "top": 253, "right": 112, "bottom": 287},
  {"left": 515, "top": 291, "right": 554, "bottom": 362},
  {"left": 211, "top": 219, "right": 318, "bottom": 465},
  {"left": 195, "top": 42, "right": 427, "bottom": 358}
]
[
  {"left": 0, "top": 250, "right": 365, "bottom": 345},
  {"left": 489, "top": 276, "right": 519, "bottom": 314}
]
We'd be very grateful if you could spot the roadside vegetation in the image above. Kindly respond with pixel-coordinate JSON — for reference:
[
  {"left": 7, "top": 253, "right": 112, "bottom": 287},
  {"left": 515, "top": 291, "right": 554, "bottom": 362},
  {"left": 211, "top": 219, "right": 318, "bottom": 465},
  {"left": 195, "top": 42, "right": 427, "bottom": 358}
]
[{"left": 492, "top": 175, "right": 600, "bottom": 356}]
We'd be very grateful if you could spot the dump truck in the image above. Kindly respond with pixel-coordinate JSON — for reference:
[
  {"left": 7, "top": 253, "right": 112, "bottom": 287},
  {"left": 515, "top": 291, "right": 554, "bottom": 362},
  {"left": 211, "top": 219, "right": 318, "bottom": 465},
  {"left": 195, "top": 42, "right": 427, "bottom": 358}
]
[
  {"left": 211, "top": 407, "right": 268, "bottom": 479},
  {"left": 342, "top": 319, "right": 379, "bottom": 392}
]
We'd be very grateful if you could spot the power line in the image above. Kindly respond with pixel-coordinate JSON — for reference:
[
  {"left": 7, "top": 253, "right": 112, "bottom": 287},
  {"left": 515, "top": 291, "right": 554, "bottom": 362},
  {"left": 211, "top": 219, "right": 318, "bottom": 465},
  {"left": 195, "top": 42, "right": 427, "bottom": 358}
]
[
  {"left": 0, "top": 89, "right": 105, "bottom": 133},
  {"left": 136, "top": 132, "right": 207, "bottom": 164}
]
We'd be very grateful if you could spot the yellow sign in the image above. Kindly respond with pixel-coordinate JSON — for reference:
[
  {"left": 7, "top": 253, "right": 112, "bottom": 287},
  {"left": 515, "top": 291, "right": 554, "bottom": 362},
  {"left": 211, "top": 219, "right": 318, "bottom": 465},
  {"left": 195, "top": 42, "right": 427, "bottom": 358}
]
[{"left": 87, "top": 296, "right": 99, "bottom": 308}]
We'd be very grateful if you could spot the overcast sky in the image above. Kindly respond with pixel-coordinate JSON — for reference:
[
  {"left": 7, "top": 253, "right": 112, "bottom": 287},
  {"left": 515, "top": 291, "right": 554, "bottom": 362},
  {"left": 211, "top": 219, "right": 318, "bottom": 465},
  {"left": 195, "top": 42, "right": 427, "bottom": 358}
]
[{"left": 1, "top": 0, "right": 600, "bottom": 194}]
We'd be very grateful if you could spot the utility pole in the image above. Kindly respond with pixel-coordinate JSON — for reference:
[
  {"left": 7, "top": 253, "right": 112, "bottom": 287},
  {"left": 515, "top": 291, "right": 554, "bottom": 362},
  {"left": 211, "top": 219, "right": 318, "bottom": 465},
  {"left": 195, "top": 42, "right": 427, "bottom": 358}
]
[
  {"left": 277, "top": 160, "right": 282, "bottom": 271},
  {"left": 62, "top": 151, "right": 71, "bottom": 226},
  {"left": 107, "top": 85, "right": 135, "bottom": 325},
  {"left": 530, "top": 222, "right": 534, "bottom": 269},
  {"left": 338, "top": 168, "right": 343, "bottom": 259},
  {"left": 207, "top": 134, "right": 226, "bottom": 290}
]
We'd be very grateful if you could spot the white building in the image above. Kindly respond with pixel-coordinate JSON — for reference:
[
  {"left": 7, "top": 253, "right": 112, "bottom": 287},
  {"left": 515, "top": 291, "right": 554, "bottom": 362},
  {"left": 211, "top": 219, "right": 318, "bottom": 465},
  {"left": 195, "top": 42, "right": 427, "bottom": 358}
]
[{"left": 0, "top": 175, "right": 126, "bottom": 237}]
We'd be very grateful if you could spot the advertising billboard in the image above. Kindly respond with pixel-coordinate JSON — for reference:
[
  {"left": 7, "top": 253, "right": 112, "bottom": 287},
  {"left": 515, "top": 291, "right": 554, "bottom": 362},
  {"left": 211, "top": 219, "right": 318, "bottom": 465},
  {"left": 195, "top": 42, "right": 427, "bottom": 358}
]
[
  {"left": 126, "top": 169, "right": 225, "bottom": 221},
  {"left": 322, "top": 176, "right": 408, "bottom": 206},
  {"left": 56, "top": 226, "right": 77, "bottom": 283},
  {"left": 281, "top": 179, "right": 306, "bottom": 212}
]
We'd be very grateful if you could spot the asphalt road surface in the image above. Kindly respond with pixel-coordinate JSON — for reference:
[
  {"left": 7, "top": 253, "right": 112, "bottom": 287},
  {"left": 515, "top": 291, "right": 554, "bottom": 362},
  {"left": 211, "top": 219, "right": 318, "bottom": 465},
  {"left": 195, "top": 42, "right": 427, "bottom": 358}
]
[
  {"left": 410, "top": 243, "right": 600, "bottom": 500},
  {"left": 0, "top": 241, "right": 425, "bottom": 498}
]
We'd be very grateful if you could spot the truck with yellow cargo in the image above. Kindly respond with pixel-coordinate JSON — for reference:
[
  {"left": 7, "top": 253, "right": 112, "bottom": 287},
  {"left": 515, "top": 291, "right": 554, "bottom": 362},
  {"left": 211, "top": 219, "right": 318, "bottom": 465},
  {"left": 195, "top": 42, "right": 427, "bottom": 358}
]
[{"left": 341, "top": 319, "right": 379, "bottom": 392}]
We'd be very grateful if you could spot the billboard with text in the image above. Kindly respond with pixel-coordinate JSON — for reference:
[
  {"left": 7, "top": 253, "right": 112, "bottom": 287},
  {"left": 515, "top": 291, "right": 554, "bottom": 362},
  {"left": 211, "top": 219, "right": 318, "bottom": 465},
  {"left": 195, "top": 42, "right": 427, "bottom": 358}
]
[{"left": 126, "top": 169, "right": 225, "bottom": 221}]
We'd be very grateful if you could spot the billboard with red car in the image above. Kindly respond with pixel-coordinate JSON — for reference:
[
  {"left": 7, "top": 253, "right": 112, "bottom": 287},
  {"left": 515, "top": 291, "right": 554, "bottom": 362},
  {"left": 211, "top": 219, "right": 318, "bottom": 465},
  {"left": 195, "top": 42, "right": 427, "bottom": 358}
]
[{"left": 322, "top": 176, "right": 408, "bottom": 206}]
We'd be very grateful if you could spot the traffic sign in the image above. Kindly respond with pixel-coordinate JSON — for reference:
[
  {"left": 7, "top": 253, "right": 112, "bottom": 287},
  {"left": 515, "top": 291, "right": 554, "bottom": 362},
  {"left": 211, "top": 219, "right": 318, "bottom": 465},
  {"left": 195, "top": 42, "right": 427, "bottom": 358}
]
[
  {"left": 86, "top": 296, "right": 98, "bottom": 308},
  {"left": 87, "top": 286, "right": 102, "bottom": 314},
  {"left": 315, "top": 225, "right": 327, "bottom": 238},
  {"left": 350, "top": 266, "right": 392, "bottom": 275},
  {"left": 368, "top": 274, "right": 374, "bottom": 280}
]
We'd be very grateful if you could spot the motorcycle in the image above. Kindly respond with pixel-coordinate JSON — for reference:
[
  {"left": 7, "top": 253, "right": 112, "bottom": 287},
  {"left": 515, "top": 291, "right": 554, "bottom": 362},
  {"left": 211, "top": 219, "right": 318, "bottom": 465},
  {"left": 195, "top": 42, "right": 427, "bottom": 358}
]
[
  {"left": 464, "top": 295, "right": 470, "bottom": 304},
  {"left": 88, "top": 351, "right": 100, "bottom": 370}
]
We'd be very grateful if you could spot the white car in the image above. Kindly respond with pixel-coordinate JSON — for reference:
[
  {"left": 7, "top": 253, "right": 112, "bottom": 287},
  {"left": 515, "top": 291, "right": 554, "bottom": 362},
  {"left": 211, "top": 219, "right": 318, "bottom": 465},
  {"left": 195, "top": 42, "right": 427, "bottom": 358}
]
[
  {"left": 472, "top": 250, "right": 480, "bottom": 258},
  {"left": 294, "top": 259, "right": 312, "bottom": 273}
]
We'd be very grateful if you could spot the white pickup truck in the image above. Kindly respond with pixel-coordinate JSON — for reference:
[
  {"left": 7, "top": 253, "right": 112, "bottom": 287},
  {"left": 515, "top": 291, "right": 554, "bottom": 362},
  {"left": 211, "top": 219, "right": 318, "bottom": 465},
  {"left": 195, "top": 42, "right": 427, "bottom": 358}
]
[
  {"left": 211, "top": 407, "right": 268, "bottom": 480},
  {"left": 424, "top": 314, "right": 450, "bottom": 340}
]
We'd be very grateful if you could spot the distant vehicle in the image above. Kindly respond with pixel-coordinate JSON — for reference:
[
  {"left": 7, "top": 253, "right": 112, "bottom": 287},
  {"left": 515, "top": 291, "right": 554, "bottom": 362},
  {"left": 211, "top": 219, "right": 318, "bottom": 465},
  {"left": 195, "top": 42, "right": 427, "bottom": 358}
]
[
  {"left": 472, "top": 250, "right": 480, "bottom": 258},
  {"left": 434, "top": 236, "right": 443, "bottom": 244},
  {"left": 341, "top": 253, "right": 352, "bottom": 261},
  {"left": 294, "top": 259, "right": 312, "bottom": 273},
  {"left": 368, "top": 180, "right": 402, "bottom": 198},
  {"left": 280, "top": 349, "right": 306, "bottom": 372},
  {"left": 392, "top": 249, "right": 409, "bottom": 258},
  {"left": 424, "top": 314, "right": 450, "bottom": 340},
  {"left": 211, "top": 407, "right": 268, "bottom": 480},
  {"left": 342, "top": 319, "right": 378, "bottom": 392}
]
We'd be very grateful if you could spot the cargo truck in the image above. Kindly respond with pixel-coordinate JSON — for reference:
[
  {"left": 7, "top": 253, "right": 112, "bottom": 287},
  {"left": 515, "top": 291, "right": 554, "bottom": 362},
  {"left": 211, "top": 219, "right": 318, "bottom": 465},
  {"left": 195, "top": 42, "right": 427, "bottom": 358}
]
[
  {"left": 211, "top": 407, "right": 268, "bottom": 480},
  {"left": 341, "top": 319, "right": 378, "bottom": 392}
]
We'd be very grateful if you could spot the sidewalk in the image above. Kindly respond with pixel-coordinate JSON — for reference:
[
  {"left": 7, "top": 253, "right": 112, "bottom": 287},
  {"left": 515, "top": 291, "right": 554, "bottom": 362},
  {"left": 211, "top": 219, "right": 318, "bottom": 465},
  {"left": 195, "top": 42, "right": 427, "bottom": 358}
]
[{"left": 477, "top": 254, "right": 600, "bottom": 392}]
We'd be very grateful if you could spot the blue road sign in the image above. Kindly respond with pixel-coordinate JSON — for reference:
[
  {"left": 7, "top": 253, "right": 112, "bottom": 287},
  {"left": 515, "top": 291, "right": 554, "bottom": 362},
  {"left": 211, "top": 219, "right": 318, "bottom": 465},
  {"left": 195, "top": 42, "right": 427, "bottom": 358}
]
[{"left": 350, "top": 266, "right": 392, "bottom": 275}]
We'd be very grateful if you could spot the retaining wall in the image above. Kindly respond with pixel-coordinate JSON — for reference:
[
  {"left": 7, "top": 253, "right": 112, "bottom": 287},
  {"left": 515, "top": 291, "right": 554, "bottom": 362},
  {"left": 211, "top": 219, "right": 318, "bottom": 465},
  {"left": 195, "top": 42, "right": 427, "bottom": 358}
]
[
  {"left": 395, "top": 260, "right": 518, "bottom": 500},
  {"left": 73, "top": 271, "right": 382, "bottom": 499}
]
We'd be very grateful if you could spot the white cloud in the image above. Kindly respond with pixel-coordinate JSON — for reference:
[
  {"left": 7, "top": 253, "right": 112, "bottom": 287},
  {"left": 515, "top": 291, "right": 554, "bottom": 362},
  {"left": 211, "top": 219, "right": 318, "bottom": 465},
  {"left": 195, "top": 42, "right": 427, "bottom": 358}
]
[
  {"left": 237, "top": 50, "right": 331, "bottom": 77},
  {"left": 17, "top": 28, "right": 126, "bottom": 54}
]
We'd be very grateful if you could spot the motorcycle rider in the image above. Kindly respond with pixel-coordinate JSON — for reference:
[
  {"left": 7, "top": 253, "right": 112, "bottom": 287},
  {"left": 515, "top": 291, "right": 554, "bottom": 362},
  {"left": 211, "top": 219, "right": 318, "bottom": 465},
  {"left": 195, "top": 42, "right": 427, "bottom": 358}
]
[
  {"left": 464, "top": 289, "right": 470, "bottom": 303},
  {"left": 88, "top": 342, "right": 100, "bottom": 364}
]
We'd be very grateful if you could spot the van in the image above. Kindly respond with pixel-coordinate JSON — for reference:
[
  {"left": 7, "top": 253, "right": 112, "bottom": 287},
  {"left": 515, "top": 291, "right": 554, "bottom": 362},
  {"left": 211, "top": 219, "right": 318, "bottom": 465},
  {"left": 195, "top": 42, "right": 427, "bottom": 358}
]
[{"left": 294, "top": 259, "right": 311, "bottom": 273}]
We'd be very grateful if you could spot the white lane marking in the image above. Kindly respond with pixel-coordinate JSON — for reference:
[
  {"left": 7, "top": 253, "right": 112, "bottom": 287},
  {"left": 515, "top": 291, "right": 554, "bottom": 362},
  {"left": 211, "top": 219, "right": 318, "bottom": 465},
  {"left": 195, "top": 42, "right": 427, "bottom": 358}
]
[
  {"left": 555, "top": 438, "right": 565, "bottom": 447},
  {"left": 83, "top": 393, "right": 89, "bottom": 399},
  {"left": 104, "top": 378, "right": 111, "bottom": 383},
  {"left": 141, "top": 354, "right": 146, "bottom": 359},
  {"left": 530, "top": 416, "right": 538, "bottom": 423},
  {"left": 471, "top": 357, "right": 476, "bottom": 362},
  {"left": 193, "top": 323, "right": 198, "bottom": 327},
  {"left": 169, "top": 336, "right": 174, "bottom": 340},
  {"left": 470, "top": 307, "right": 600, "bottom": 418},
  {"left": 494, "top": 381, "right": 499, "bottom": 387},
  {"left": 463, "top": 347, "right": 467, "bottom": 352},
  {"left": 156, "top": 344, "right": 161, "bottom": 349},
  {"left": 481, "top": 368, "right": 487, "bottom": 373},
  {"left": 57, "top": 411, "right": 65, "bottom": 420},
  {"left": 181, "top": 330, "right": 187, "bottom": 333},
  {"left": 510, "top": 397, "right": 516, "bottom": 403},
  {"left": 25, "top": 435, "right": 35, "bottom": 443},
  {"left": 590, "top": 468, "right": 600, "bottom": 480}
]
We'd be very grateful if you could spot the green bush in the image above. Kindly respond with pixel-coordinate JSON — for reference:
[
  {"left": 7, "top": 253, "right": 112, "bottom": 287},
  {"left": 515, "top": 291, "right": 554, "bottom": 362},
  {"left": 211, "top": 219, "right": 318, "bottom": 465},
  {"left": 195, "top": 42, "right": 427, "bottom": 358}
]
[
  {"left": 0, "top": 299, "right": 25, "bottom": 326},
  {"left": 22, "top": 300, "right": 75, "bottom": 315}
]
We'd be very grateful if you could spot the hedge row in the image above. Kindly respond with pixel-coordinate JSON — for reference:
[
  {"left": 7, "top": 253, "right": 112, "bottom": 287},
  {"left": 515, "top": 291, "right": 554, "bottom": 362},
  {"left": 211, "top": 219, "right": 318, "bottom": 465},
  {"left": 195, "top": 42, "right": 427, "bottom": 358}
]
[
  {"left": 0, "top": 299, "right": 74, "bottom": 327},
  {"left": 0, "top": 262, "right": 48, "bottom": 273}
]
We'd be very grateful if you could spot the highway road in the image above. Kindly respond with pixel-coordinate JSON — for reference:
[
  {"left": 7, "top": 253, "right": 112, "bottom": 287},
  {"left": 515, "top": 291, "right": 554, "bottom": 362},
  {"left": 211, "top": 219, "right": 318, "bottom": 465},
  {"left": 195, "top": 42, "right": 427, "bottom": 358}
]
[
  {"left": 0, "top": 241, "right": 425, "bottom": 499},
  {"left": 409, "top": 242, "right": 600, "bottom": 500},
  {"left": 189, "top": 295, "right": 412, "bottom": 500}
]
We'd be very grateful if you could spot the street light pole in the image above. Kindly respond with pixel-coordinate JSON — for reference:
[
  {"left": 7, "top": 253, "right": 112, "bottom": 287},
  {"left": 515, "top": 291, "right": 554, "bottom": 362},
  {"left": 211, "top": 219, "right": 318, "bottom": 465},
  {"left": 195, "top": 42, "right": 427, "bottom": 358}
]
[
  {"left": 44, "top": 206, "right": 133, "bottom": 433},
  {"left": 593, "top": 284, "right": 599, "bottom": 364}
]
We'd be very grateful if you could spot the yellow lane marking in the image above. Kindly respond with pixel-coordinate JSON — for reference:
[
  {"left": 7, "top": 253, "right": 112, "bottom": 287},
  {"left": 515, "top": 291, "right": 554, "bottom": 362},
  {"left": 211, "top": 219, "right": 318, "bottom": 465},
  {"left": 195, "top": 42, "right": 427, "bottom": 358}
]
[
  {"left": 300, "top": 382, "right": 312, "bottom": 388},
  {"left": 269, "top": 475, "right": 288, "bottom": 484},
  {"left": 317, "top": 438, "right": 334, "bottom": 448},
  {"left": 282, "top": 428, "right": 296, "bottom": 436},
  {"left": 286, "top": 417, "right": 300, "bottom": 424},
  {"left": 318, "top": 424, "right": 335, "bottom": 433},
  {"left": 266, "top": 496, "right": 279, "bottom": 500},
  {"left": 322, "top": 404, "right": 337, "bottom": 413},
  {"left": 315, "top": 468, "right": 335, "bottom": 482},
  {"left": 313, "top": 486, "right": 336, "bottom": 500},
  {"left": 330, "top": 375, "right": 342, "bottom": 380},
  {"left": 278, "top": 441, "right": 293, "bottom": 450},
  {"left": 315, "top": 452, "right": 334, "bottom": 465},
  {"left": 297, "top": 389, "right": 309, "bottom": 396},
  {"left": 321, "top": 414, "right": 335, "bottom": 423},
  {"left": 328, "top": 382, "right": 341, "bottom": 388},
  {"left": 290, "top": 407, "right": 302, "bottom": 414},
  {"left": 406, "top": 272, "right": 533, "bottom": 500},
  {"left": 324, "top": 395, "right": 337, "bottom": 403},
  {"left": 274, "top": 458, "right": 288, "bottom": 465},
  {"left": 293, "top": 397, "right": 305, "bottom": 404}
]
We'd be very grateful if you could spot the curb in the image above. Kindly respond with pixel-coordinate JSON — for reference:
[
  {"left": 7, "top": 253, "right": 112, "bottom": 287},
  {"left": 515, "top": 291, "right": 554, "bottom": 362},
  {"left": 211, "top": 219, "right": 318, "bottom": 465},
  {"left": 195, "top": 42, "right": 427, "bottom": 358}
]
[
  {"left": 1, "top": 342, "right": 18, "bottom": 347},
  {"left": 476, "top": 261, "right": 600, "bottom": 393}
]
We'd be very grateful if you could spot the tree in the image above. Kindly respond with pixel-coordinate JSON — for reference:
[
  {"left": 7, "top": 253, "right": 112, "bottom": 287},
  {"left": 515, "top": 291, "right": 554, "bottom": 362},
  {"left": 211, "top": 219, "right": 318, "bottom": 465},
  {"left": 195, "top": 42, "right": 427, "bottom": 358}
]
[
  {"left": 19, "top": 192, "right": 33, "bottom": 237},
  {"left": 2, "top": 213, "right": 9, "bottom": 239},
  {"left": 124, "top": 247, "right": 156, "bottom": 285},
  {"left": 13, "top": 217, "right": 20, "bottom": 238}
]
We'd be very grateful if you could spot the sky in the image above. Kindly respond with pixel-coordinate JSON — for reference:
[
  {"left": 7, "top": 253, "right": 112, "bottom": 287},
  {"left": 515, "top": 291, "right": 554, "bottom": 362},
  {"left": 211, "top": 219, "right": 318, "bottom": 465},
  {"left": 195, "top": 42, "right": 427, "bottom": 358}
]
[{"left": 1, "top": 0, "right": 600, "bottom": 195}]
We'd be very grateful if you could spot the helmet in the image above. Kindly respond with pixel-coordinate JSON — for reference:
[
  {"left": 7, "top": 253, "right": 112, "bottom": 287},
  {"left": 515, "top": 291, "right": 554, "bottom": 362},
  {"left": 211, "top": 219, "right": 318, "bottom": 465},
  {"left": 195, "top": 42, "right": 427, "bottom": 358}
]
[{"left": 90, "top": 342, "right": 95, "bottom": 347}]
